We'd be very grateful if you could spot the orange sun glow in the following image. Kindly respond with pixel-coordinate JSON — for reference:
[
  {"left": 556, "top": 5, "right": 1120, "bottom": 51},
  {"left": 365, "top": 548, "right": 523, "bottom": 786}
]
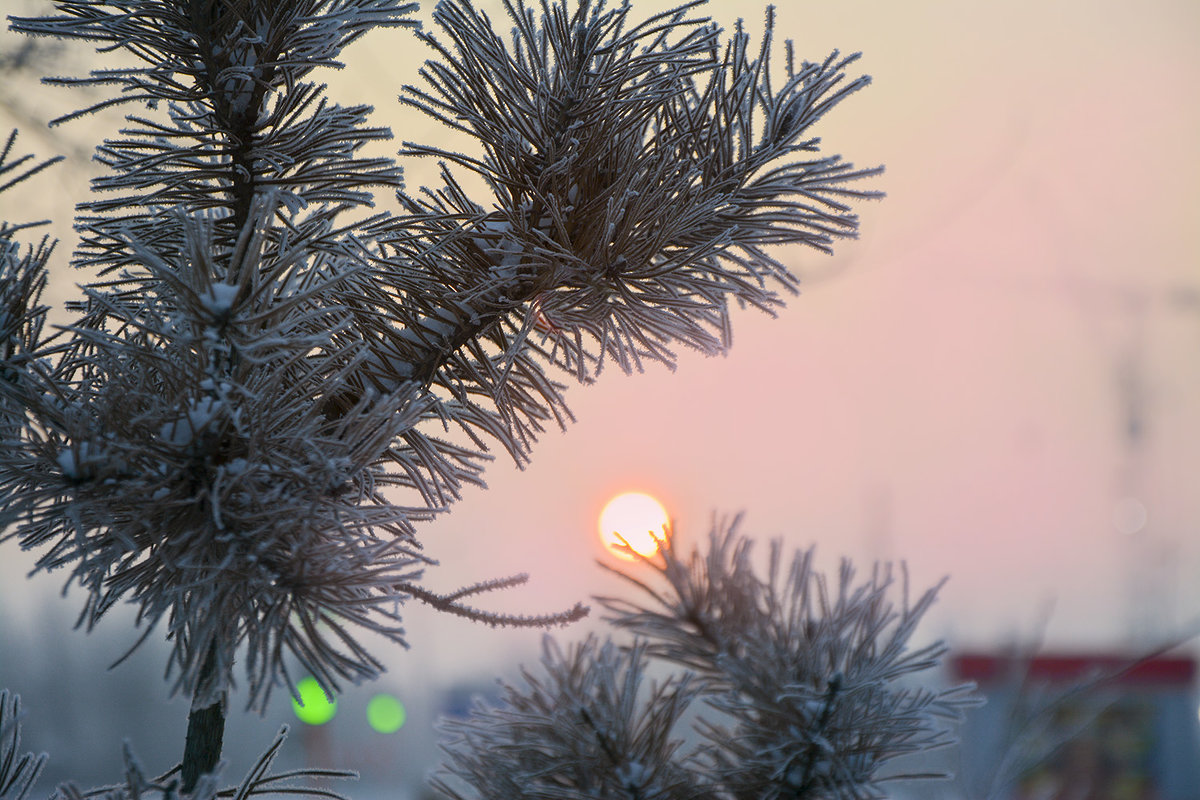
[{"left": 598, "top": 492, "right": 670, "bottom": 560}]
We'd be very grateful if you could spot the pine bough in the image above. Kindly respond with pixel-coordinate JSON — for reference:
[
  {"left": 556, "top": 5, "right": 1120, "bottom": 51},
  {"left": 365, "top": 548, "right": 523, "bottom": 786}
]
[
  {"left": 433, "top": 518, "right": 978, "bottom": 800},
  {"left": 0, "top": 1, "right": 963, "bottom": 798}
]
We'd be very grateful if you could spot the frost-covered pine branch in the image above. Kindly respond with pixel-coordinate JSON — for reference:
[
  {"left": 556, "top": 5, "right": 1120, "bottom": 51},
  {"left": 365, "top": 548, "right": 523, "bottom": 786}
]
[
  {"left": 45, "top": 723, "right": 356, "bottom": 800},
  {"left": 5, "top": 684, "right": 348, "bottom": 800},
  {"left": 435, "top": 520, "right": 979, "bottom": 800},
  {"left": 0, "top": 0, "right": 881, "bottom": 793},
  {"left": 0, "top": 691, "right": 48, "bottom": 800},
  {"left": 1, "top": 130, "right": 59, "bottom": 518},
  {"left": 432, "top": 637, "right": 708, "bottom": 800},
  {"left": 603, "top": 517, "right": 980, "bottom": 797}
]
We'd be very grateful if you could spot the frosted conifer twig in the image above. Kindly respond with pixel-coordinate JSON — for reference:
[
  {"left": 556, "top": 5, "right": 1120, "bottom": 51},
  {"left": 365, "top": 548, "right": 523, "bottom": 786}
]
[
  {"left": 598, "top": 517, "right": 982, "bottom": 798},
  {"left": 431, "top": 636, "right": 704, "bottom": 800},
  {"left": 47, "top": 727, "right": 354, "bottom": 800},
  {"left": 4, "top": 0, "right": 880, "bottom": 710},
  {"left": 0, "top": 0, "right": 882, "bottom": 791},
  {"left": 0, "top": 691, "right": 47, "bottom": 800},
  {"left": 433, "top": 521, "right": 981, "bottom": 800}
]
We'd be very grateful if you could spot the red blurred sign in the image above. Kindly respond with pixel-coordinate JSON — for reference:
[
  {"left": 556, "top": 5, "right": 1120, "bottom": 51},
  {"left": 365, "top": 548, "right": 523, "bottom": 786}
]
[
  {"left": 950, "top": 651, "right": 1199, "bottom": 800},
  {"left": 952, "top": 652, "right": 1196, "bottom": 686}
]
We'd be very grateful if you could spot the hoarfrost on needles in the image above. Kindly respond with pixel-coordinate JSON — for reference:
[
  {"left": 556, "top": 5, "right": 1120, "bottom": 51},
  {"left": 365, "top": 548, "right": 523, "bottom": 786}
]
[
  {"left": 199, "top": 282, "right": 239, "bottom": 316},
  {"left": 0, "top": 1, "right": 930, "bottom": 798}
]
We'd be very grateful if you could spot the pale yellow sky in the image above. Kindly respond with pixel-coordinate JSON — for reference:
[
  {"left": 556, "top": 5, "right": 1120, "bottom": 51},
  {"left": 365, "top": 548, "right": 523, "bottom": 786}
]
[{"left": 2, "top": 0, "right": 1198, "bottom": 693}]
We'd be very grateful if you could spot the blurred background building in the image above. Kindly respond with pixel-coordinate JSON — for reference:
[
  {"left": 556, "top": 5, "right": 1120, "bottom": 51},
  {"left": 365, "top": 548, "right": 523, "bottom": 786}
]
[{"left": 952, "top": 652, "right": 1200, "bottom": 800}]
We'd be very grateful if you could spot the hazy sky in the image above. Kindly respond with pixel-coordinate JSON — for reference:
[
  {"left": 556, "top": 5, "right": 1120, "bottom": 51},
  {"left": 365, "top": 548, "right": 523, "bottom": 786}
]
[
  {"left": 375, "top": 0, "right": 1200, "bottom": 672},
  {"left": 2, "top": 0, "right": 1199, "bottom": 707}
]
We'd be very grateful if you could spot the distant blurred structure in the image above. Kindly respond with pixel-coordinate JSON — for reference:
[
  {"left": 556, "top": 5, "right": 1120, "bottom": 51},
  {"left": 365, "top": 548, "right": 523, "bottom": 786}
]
[
  {"left": 1091, "top": 282, "right": 1200, "bottom": 646},
  {"left": 951, "top": 651, "right": 1200, "bottom": 800}
]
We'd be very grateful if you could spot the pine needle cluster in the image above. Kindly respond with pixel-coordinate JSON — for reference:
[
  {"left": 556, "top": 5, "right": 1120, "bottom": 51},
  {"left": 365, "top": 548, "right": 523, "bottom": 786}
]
[
  {"left": 434, "top": 519, "right": 979, "bottom": 800},
  {"left": 0, "top": 690, "right": 48, "bottom": 800},
  {"left": 0, "top": 0, "right": 888, "bottom": 794},
  {"left": 1, "top": 0, "right": 877, "bottom": 712}
]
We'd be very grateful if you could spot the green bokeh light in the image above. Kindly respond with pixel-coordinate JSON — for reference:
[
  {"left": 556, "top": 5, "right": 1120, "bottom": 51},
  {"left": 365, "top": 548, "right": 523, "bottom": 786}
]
[
  {"left": 366, "top": 693, "right": 406, "bottom": 733},
  {"left": 292, "top": 677, "right": 337, "bottom": 725}
]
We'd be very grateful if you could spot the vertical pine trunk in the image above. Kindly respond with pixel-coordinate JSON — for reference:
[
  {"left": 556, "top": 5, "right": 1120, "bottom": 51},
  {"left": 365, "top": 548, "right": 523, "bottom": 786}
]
[{"left": 181, "top": 643, "right": 226, "bottom": 794}]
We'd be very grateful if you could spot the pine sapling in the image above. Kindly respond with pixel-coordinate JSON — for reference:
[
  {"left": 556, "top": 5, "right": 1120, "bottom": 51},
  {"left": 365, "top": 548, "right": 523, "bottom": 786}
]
[{"left": 1, "top": 0, "right": 883, "bottom": 794}]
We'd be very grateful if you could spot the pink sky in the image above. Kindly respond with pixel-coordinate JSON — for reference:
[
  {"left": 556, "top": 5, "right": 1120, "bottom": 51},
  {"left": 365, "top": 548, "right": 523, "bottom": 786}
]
[
  {"left": 2, "top": 0, "right": 1198, "bottom": 689},
  {"left": 386, "top": 0, "right": 1200, "bottom": 675}
]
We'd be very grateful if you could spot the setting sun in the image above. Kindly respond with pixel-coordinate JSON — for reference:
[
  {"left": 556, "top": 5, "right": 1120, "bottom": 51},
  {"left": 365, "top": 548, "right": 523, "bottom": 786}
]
[{"left": 598, "top": 492, "right": 670, "bottom": 560}]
